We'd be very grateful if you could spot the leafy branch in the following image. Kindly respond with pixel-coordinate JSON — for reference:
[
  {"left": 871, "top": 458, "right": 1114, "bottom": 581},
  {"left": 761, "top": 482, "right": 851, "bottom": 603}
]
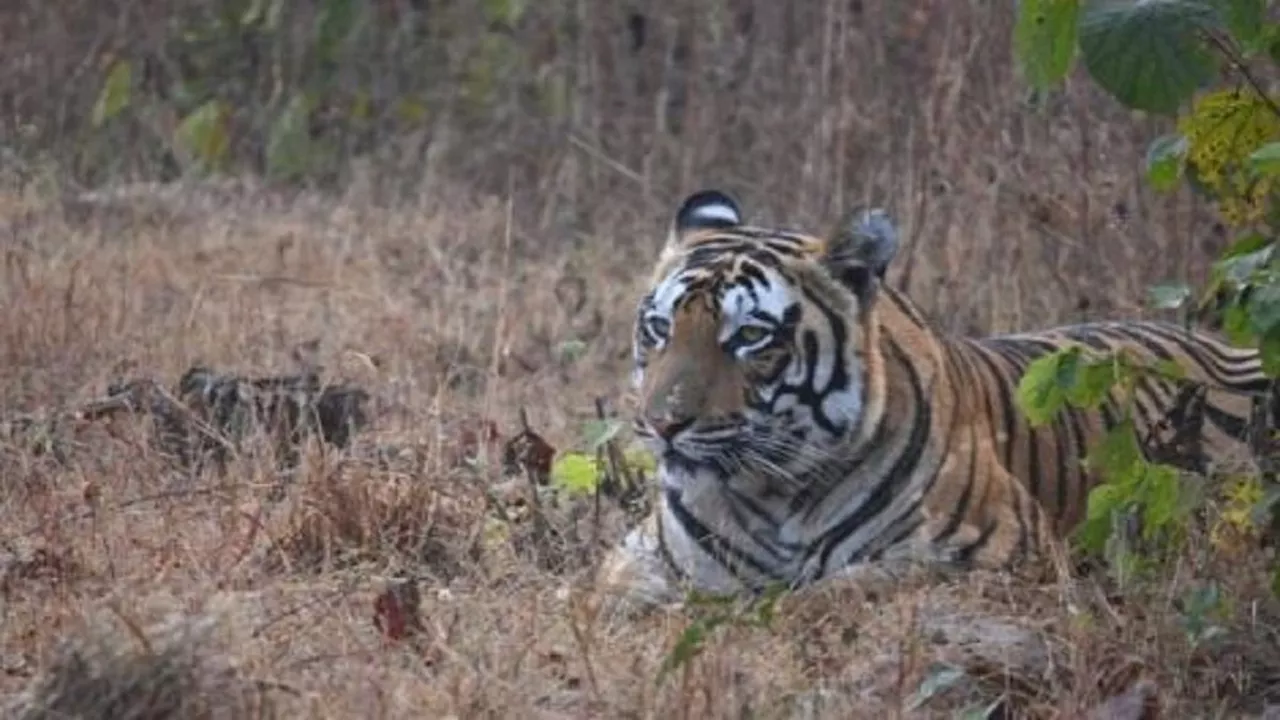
[{"left": 1012, "top": 0, "right": 1280, "bottom": 585}]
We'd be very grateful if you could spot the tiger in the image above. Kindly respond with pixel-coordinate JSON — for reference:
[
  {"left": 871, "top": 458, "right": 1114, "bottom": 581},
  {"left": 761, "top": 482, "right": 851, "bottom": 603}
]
[{"left": 595, "top": 188, "right": 1276, "bottom": 611}]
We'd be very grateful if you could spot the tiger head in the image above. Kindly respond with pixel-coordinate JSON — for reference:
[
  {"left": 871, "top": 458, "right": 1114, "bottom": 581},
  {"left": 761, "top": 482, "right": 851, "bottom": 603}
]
[{"left": 632, "top": 189, "right": 901, "bottom": 492}]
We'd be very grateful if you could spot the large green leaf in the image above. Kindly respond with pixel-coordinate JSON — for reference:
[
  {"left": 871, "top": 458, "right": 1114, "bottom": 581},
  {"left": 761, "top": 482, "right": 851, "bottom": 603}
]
[
  {"left": 1249, "top": 141, "right": 1280, "bottom": 177},
  {"left": 174, "top": 99, "right": 229, "bottom": 172},
  {"left": 91, "top": 60, "right": 133, "bottom": 128},
  {"left": 1078, "top": 0, "right": 1222, "bottom": 115},
  {"left": 1014, "top": 0, "right": 1082, "bottom": 90}
]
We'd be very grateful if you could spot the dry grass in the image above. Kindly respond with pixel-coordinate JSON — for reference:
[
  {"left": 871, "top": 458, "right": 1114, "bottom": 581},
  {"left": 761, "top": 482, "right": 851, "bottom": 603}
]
[{"left": 1, "top": 180, "right": 1279, "bottom": 720}]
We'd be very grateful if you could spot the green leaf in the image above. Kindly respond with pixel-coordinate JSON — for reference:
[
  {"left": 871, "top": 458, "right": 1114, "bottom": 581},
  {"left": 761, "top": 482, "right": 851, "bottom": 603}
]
[
  {"left": 582, "top": 418, "right": 626, "bottom": 451},
  {"left": 1139, "top": 463, "right": 1185, "bottom": 537},
  {"left": 1066, "top": 356, "right": 1122, "bottom": 408},
  {"left": 1148, "top": 282, "right": 1193, "bottom": 310},
  {"left": 91, "top": 60, "right": 133, "bottom": 128},
  {"left": 1249, "top": 141, "right": 1280, "bottom": 177},
  {"left": 174, "top": 99, "right": 229, "bottom": 172},
  {"left": 1014, "top": 0, "right": 1082, "bottom": 90},
  {"left": 907, "top": 662, "right": 969, "bottom": 711},
  {"left": 1078, "top": 482, "right": 1127, "bottom": 553},
  {"left": 1248, "top": 282, "right": 1280, "bottom": 335},
  {"left": 1220, "top": 231, "right": 1274, "bottom": 261},
  {"left": 550, "top": 452, "right": 600, "bottom": 494},
  {"left": 656, "top": 614, "right": 730, "bottom": 685},
  {"left": 1223, "top": 302, "right": 1256, "bottom": 345},
  {"left": 1078, "top": 0, "right": 1222, "bottom": 115},
  {"left": 1251, "top": 483, "right": 1280, "bottom": 527},
  {"left": 1086, "top": 420, "right": 1144, "bottom": 479},
  {"left": 1261, "top": 330, "right": 1280, "bottom": 376},
  {"left": 1016, "top": 347, "right": 1081, "bottom": 425},
  {"left": 266, "top": 92, "right": 314, "bottom": 182},
  {"left": 1214, "top": 235, "right": 1274, "bottom": 285},
  {"left": 1145, "top": 134, "right": 1190, "bottom": 191},
  {"left": 1213, "top": 0, "right": 1265, "bottom": 51}
]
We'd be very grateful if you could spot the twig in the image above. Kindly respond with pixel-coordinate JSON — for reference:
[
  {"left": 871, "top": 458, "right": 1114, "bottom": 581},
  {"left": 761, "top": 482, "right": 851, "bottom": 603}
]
[
  {"left": 517, "top": 407, "right": 554, "bottom": 569},
  {"left": 1201, "top": 29, "right": 1280, "bottom": 120}
]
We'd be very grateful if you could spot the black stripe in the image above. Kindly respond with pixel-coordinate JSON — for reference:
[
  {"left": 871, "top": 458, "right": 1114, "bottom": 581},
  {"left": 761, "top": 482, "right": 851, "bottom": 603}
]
[
  {"left": 812, "top": 337, "right": 932, "bottom": 574},
  {"left": 663, "top": 489, "right": 782, "bottom": 584},
  {"left": 931, "top": 429, "right": 979, "bottom": 545}
]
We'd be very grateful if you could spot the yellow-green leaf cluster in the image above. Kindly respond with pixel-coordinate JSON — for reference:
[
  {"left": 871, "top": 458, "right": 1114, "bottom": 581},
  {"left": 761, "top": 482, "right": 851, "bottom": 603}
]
[
  {"left": 550, "top": 452, "right": 600, "bottom": 495},
  {"left": 1210, "top": 474, "right": 1265, "bottom": 555},
  {"left": 1179, "top": 89, "right": 1280, "bottom": 226}
]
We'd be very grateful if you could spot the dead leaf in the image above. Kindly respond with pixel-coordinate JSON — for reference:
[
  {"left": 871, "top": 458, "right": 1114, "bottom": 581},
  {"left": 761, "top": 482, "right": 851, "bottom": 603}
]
[
  {"left": 372, "top": 579, "right": 423, "bottom": 642},
  {"left": 502, "top": 410, "right": 556, "bottom": 483},
  {"left": 1089, "top": 678, "right": 1159, "bottom": 720}
]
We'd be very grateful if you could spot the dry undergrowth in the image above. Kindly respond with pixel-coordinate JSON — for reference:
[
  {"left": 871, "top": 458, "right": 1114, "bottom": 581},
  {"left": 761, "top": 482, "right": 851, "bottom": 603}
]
[{"left": 3, "top": 182, "right": 1280, "bottom": 720}]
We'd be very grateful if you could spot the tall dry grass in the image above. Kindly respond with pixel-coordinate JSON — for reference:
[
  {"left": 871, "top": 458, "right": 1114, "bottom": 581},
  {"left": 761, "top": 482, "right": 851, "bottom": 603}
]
[{"left": 3, "top": 1, "right": 1279, "bottom": 718}]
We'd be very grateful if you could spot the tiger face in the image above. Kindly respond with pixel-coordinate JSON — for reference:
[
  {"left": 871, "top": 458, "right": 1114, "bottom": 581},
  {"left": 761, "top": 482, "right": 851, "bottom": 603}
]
[{"left": 632, "top": 190, "right": 901, "bottom": 494}]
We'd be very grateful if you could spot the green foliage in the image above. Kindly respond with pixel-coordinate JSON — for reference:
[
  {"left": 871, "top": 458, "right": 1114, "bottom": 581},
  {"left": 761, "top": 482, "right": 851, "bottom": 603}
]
[
  {"left": 1178, "top": 89, "right": 1280, "bottom": 225},
  {"left": 1077, "top": 0, "right": 1220, "bottom": 115},
  {"left": 75, "top": 1, "right": 553, "bottom": 182},
  {"left": 906, "top": 662, "right": 970, "bottom": 711},
  {"left": 1177, "top": 581, "right": 1230, "bottom": 649},
  {"left": 1249, "top": 141, "right": 1280, "bottom": 175},
  {"left": 1012, "top": 0, "right": 1280, "bottom": 593},
  {"left": 549, "top": 418, "right": 655, "bottom": 497},
  {"left": 1218, "top": 0, "right": 1268, "bottom": 52},
  {"left": 1145, "top": 134, "right": 1190, "bottom": 192},
  {"left": 550, "top": 452, "right": 599, "bottom": 494},
  {"left": 91, "top": 60, "right": 133, "bottom": 128},
  {"left": 1013, "top": 0, "right": 1081, "bottom": 91},
  {"left": 656, "top": 583, "right": 786, "bottom": 686},
  {"left": 1147, "top": 282, "right": 1193, "bottom": 310},
  {"left": 174, "top": 100, "right": 231, "bottom": 173},
  {"left": 1015, "top": 346, "right": 1194, "bottom": 573}
]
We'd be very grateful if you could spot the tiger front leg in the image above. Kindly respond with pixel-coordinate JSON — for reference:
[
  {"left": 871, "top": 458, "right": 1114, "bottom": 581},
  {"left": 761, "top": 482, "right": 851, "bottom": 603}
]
[
  {"left": 918, "top": 453, "right": 1063, "bottom": 581},
  {"left": 593, "top": 513, "right": 686, "bottom": 619}
]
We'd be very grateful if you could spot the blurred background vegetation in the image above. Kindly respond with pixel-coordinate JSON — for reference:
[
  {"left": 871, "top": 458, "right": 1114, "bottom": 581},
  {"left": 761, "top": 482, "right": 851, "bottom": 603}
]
[{"left": 1, "top": 0, "right": 1231, "bottom": 332}]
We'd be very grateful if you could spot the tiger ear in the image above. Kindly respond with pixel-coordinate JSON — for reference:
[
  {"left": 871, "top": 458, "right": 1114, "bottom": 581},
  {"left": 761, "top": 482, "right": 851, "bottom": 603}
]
[
  {"left": 821, "top": 207, "right": 899, "bottom": 302},
  {"left": 665, "top": 189, "right": 742, "bottom": 250}
]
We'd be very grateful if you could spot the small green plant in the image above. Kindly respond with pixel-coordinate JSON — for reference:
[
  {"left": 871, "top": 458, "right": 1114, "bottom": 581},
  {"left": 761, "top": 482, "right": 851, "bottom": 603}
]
[
  {"left": 550, "top": 414, "right": 656, "bottom": 509},
  {"left": 1177, "top": 581, "right": 1231, "bottom": 649},
  {"left": 1012, "top": 0, "right": 1280, "bottom": 584},
  {"left": 655, "top": 583, "right": 787, "bottom": 687}
]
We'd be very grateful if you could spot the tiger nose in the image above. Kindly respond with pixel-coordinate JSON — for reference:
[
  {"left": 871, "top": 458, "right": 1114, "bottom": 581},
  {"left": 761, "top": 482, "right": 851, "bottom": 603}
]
[{"left": 649, "top": 415, "right": 695, "bottom": 441}]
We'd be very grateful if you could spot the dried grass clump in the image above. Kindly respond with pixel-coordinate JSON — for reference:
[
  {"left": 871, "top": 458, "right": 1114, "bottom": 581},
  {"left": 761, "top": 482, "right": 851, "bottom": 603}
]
[
  {"left": 260, "top": 456, "right": 483, "bottom": 581},
  {"left": 11, "top": 611, "right": 276, "bottom": 720}
]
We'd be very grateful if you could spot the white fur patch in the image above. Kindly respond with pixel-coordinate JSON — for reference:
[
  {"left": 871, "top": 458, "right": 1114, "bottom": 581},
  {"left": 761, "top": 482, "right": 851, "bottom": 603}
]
[{"left": 688, "top": 201, "right": 741, "bottom": 226}]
